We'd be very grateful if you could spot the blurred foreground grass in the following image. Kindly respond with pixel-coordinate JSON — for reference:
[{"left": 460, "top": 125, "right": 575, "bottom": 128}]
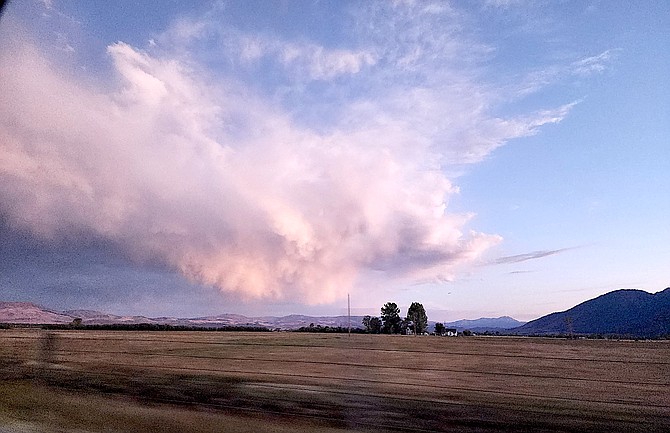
[{"left": 0, "top": 380, "right": 355, "bottom": 433}]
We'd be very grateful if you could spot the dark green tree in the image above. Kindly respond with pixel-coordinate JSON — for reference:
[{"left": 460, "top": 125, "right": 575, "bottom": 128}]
[
  {"left": 434, "top": 322, "right": 445, "bottom": 336},
  {"left": 369, "top": 317, "right": 382, "bottom": 334},
  {"left": 381, "top": 302, "right": 401, "bottom": 334},
  {"left": 406, "top": 302, "right": 428, "bottom": 335},
  {"left": 363, "top": 315, "right": 383, "bottom": 334},
  {"left": 362, "top": 315, "right": 372, "bottom": 331}
]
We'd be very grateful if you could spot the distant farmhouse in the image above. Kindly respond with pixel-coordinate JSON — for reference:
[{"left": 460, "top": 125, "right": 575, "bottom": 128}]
[{"left": 445, "top": 328, "right": 458, "bottom": 337}]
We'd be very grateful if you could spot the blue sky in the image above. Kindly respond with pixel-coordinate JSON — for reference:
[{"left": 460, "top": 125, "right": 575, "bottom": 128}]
[{"left": 0, "top": 1, "right": 668, "bottom": 321}]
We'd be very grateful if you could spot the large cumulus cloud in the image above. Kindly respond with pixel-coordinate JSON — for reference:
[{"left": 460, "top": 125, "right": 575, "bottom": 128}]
[{"left": 0, "top": 2, "right": 571, "bottom": 304}]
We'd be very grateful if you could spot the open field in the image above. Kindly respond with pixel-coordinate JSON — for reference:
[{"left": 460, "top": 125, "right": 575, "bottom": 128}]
[{"left": 1, "top": 330, "right": 669, "bottom": 432}]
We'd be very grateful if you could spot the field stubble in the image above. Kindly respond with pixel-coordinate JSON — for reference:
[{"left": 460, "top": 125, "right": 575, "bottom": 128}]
[{"left": 0, "top": 330, "right": 668, "bottom": 432}]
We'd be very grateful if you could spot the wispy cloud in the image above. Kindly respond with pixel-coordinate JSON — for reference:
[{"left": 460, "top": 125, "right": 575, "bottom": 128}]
[
  {"left": 237, "top": 36, "right": 377, "bottom": 80},
  {"left": 512, "top": 50, "right": 618, "bottom": 97},
  {"left": 483, "top": 0, "right": 527, "bottom": 9},
  {"left": 494, "top": 248, "right": 574, "bottom": 265},
  {"left": 159, "top": 15, "right": 376, "bottom": 82},
  {"left": 571, "top": 49, "right": 619, "bottom": 76}
]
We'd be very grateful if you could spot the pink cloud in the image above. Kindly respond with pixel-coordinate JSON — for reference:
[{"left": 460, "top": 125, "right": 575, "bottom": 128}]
[{"left": 0, "top": 37, "right": 505, "bottom": 304}]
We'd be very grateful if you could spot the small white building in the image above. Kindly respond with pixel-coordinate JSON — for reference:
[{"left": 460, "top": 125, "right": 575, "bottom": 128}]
[{"left": 445, "top": 328, "right": 458, "bottom": 337}]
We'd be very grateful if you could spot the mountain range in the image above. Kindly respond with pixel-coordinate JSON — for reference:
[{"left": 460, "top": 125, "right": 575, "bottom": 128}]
[
  {"left": 0, "top": 303, "right": 363, "bottom": 329},
  {"left": 512, "top": 288, "right": 670, "bottom": 337},
  {"left": 0, "top": 302, "right": 519, "bottom": 330},
  {"left": 3, "top": 288, "right": 668, "bottom": 337},
  {"left": 442, "top": 316, "right": 525, "bottom": 332}
]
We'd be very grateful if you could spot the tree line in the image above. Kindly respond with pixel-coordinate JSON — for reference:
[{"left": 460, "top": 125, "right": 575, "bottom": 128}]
[
  {"left": 294, "top": 324, "right": 366, "bottom": 333},
  {"left": 39, "top": 323, "right": 272, "bottom": 332},
  {"left": 362, "top": 302, "right": 428, "bottom": 335}
]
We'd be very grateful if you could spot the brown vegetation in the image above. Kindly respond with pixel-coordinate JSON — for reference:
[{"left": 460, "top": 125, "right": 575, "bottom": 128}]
[{"left": 1, "top": 329, "right": 668, "bottom": 432}]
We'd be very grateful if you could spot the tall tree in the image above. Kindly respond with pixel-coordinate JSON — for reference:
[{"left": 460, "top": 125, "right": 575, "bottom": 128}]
[
  {"left": 434, "top": 322, "right": 445, "bottom": 336},
  {"left": 406, "top": 302, "right": 428, "bottom": 335},
  {"left": 381, "top": 302, "right": 401, "bottom": 334}
]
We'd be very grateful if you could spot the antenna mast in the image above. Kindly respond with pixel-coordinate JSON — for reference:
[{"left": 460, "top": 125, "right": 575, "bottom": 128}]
[{"left": 348, "top": 293, "right": 351, "bottom": 336}]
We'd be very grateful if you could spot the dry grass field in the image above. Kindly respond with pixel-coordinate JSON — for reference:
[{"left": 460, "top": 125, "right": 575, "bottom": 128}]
[{"left": 1, "top": 329, "right": 668, "bottom": 432}]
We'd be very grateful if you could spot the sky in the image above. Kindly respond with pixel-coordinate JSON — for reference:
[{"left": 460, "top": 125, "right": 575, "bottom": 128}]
[{"left": 0, "top": 0, "right": 668, "bottom": 322}]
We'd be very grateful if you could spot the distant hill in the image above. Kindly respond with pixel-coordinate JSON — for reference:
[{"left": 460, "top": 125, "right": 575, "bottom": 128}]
[
  {"left": 0, "top": 302, "right": 73, "bottom": 324},
  {"left": 169, "top": 313, "right": 365, "bottom": 330},
  {"left": 1, "top": 302, "right": 528, "bottom": 332},
  {"left": 513, "top": 288, "right": 670, "bottom": 338},
  {"left": 0, "top": 301, "right": 531, "bottom": 332},
  {"left": 444, "top": 316, "right": 525, "bottom": 331},
  {"left": 63, "top": 309, "right": 159, "bottom": 325},
  {"left": 0, "top": 302, "right": 365, "bottom": 330}
]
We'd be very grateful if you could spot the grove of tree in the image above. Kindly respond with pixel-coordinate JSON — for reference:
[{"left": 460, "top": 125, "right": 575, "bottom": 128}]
[{"left": 363, "top": 302, "right": 431, "bottom": 335}]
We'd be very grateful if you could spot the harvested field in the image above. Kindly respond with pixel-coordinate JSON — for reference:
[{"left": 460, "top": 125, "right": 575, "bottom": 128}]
[{"left": 1, "top": 329, "right": 668, "bottom": 432}]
